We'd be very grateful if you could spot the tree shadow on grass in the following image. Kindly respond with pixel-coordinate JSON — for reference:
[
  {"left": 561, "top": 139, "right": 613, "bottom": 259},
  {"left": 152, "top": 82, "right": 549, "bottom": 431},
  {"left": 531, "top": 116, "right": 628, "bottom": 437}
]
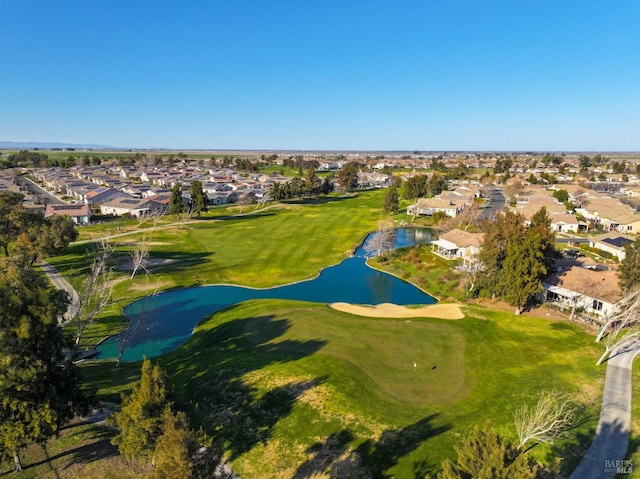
[
  {"left": 160, "top": 310, "right": 328, "bottom": 460},
  {"left": 292, "top": 414, "right": 449, "bottom": 479},
  {"left": 283, "top": 195, "right": 356, "bottom": 206},
  {"left": 0, "top": 426, "right": 118, "bottom": 476},
  {"left": 213, "top": 211, "right": 277, "bottom": 222}
]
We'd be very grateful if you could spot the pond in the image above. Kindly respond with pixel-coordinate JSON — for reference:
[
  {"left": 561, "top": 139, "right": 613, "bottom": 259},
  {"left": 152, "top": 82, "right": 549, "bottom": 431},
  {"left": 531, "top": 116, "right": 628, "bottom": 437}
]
[{"left": 96, "top": 227, "right": 436, "bottom": 362}]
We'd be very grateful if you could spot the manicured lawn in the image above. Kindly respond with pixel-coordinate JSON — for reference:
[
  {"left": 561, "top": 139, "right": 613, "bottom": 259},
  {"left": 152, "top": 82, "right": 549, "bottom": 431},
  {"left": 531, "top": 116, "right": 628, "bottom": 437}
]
[
  {"left": 49, "top": 191, "right": 387, "bottom": 348},
  {"left": 104, "top": 298, "right": 603, "bottom": 478},
  {"left": 40, "top": 189, "right": 605, "bottom": 477}
]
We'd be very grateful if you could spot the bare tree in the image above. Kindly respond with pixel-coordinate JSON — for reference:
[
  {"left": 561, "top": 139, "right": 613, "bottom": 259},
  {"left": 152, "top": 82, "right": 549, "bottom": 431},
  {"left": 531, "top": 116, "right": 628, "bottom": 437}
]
[
  {"left": 440, "top": 201, "right": 481, "bottom": 233},
  {"left": 72, "top": 237, "right": 115, "bottom": 347},
  {"left": 129, "top": 235, "right": 150, "bottom": 280},
  {"left": 364, "top": 220, "right": 396, "bottom": 257},
  {"left": 514, "top": 390, "right": 582, "bottom": 451},
  {"left": 566, "top": 276, "right": 600, "bottom": 321},
  {"left": 572, "top": 188, "right": 590, "bottom": 209},
  {"left": 180, "top": 205, "right": 195, "bottom": 228},
  {"left": 116, "top": 282, "right": 160, "bottom": 367},
  {"left": 502, "top": 180, "right": 524, "bottom": 206},
  {"left": 257, "top": 191, "right": 270, "bottom": 209},
  {"left": 595, "top": 289, "right": 640, "bottom": 365}
]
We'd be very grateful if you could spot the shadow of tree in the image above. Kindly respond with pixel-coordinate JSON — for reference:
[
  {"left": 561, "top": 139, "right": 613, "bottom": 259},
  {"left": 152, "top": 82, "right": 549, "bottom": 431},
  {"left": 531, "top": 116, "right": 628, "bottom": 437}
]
[
  {"left": 292, "top": 415, "right": 449, "bottom": 479},
  {"left": 554, "top": 418, "right": 631, "bottom": 478},
  {"left": 283, "top": 195, "right": 356, "bottom": 206},
  {"left": 160, "top": 309, "right": 328, "bottom": 460},
  {"left": 0, "top": 426, "right": 118, "bottom": 476}
]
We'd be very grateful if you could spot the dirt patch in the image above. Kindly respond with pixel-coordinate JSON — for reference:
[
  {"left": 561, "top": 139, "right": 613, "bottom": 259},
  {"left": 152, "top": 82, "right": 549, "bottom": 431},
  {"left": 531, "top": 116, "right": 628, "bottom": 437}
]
[{"left": 329, "top": 302, "right": 464, "bottom": 319}]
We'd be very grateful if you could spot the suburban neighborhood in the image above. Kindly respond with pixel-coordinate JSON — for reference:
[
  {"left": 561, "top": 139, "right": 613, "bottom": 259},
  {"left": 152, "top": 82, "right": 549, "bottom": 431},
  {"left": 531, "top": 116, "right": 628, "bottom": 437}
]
[{"left": 2, "top": 2, "right": 640, "bottom": 476}]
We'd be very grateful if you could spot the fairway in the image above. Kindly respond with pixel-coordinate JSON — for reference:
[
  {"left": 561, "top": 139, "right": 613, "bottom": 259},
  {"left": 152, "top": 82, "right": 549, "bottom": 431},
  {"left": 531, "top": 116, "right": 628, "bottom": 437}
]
[
  {"left": 156, "top": 299, "right": 604, "bottom": 478},
  {"left": 48, "top": 189, "right": 605, "bottom": 478}
]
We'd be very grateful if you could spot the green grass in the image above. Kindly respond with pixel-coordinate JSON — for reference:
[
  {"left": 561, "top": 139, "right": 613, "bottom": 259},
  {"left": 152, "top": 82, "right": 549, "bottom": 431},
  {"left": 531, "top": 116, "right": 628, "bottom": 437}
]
[
  {"left": 0, "top": 423, "right": 143, "bottom": 479},
  {"left": 50, "top": 192, "right": 389, "bottom": 349},
  {"left": 370, "top": 245, "right": 466, "bottom": 301},
  {"left": 35, "top": 188, "right": 607, "bottom": 478},
  {"left": 82, "top": 298, "right": 601, "bottom": 478}
]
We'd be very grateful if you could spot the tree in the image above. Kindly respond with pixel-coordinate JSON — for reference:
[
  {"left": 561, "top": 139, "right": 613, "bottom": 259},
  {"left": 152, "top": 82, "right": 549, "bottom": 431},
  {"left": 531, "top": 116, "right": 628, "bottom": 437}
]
[
  {"left": 618, "top": 236, "right": 640, "bottom": 292},
  {"left": 498, "top": 230, "right": 548, "bottom": 313},
  {"left": 14, "top": 213, "right": 77, "bottom": 267},
  {"left": 476, "top": 211, "right": 526, "bottom": 298},
  {"left": 426, "top": 173, "right": 446, "bottom": 197},
  {"left": 383, "top": 185, "right": 399, "bottom": 214},
  {"left": 502, "top": 180, "right": 524, "bottom": 206},
  {"left": 189, "top": 181, "right": 207, "bottom": 217},
  {"left": 572, "top": 188, "right": 590, "bottom": 209},
  {"left": 0, "top": 192, "right": 27, "bottom": 257},
  {"left": 337, "top": 162, "right": 360, "bottom": 191},
  {"left": 552, "top": 189, "right": 569, "bottom": 203},
  {"left": 0, "top": 262, "right": 91, "bottom": 471},
  {"left": 72, "top": 238, "right": 114, "bottom": 347},
  {"left": 514, "top": 390, "right": 582, "bottom": 451},
  {"left": 476, "top": 208, "right": 554, "bottom": 311},
  {"left": 129, "top": 236, "right": 150, "bottom": 280},
  {"left": 529, "top": 206, "right": 556, "bottom": 270},
  {"left": 403, "top": 174, "right": 428, "bottom": 199},
  {"left": 305, "top": 165, "right": 320, "bottom": 195},
  {"left": 0, "top": 192, "right": 77, "bottom": 264},
  {"left": 595, "top": 289, "right": 640, "bottom": 365},
  {"left": 436, "top": 422, "right": 538, "bottom": 479},
  {"left": 321, "top": 176, "right": 334, "bottom": 195},
  {"left": 169, "top": 184, "right": 185, "bottom": 215},
  {"left": 149, "top": 409, "right": 198, "bottom": 479},
  {"left": 364, "top": 220, "right": 396, "bottom": 257},
  {"left": 110, "top": 359, "right": 176, "bottom": 461}
]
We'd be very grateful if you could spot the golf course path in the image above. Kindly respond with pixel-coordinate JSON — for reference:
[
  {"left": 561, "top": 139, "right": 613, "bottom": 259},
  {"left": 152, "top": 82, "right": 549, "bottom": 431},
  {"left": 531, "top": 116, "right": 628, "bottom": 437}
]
[
  {"left": 40, "top": 261, "right": 79, "bottom": 324},
  {"left": 570, "top": 339, "right": 640, "bottom": 479}
]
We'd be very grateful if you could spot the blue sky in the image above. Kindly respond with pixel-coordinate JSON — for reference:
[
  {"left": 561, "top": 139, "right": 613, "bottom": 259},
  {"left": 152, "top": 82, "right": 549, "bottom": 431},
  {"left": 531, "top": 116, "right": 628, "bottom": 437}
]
[{"left": 1, "top": 1, "right": 638, "bottom": 150}]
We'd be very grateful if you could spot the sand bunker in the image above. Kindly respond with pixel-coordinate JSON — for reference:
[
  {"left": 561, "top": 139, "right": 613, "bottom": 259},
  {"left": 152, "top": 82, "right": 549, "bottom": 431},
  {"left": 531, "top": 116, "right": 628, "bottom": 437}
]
[{"left": 329, "top": 302, "right": 464, "bottom": 319}]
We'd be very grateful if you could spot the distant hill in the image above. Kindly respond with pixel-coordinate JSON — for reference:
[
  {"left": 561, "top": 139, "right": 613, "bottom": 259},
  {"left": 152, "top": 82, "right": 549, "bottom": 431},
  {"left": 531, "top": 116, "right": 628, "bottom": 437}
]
[{"left": 0, "top": 141, "right": 116, "bottom": 150}]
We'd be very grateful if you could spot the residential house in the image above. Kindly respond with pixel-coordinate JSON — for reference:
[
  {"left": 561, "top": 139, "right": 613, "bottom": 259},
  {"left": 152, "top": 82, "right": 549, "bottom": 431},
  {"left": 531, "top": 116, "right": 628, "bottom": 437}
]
[
  {"left": 45, "top": 203, "right": 91, "bottom": 225},
  {"left": 84, "top": 186, "right": 131, "bottom": 209},
  {"left": 100, "top": 197, "right": 167, "bottom": 217},
  {"left": 549, "top": 213, "right": 582, "bottom": 233},
  {"left": 541, "top": 261, "right": 621, "bottom": 319},
  {"left": 431, "top": 229, "right": 485, "bottom": 267},
  {"left": 407, "top": 197, "right": 463, "bottom": 217},
  {"left": 589, "top": 233, "right": 634, "bottom": 261}
]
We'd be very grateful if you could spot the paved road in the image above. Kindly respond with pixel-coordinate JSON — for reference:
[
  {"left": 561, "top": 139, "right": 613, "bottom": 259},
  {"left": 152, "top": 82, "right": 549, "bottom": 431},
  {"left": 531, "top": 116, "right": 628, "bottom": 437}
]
[
  {"left": 478, "top": 187, "right": 506, "bottom": 221},
  {"left": 570, "top": 340, "right": 640, "bottom": 479},
  {"left": 40, "top": 261, "right": 80, "bottom": 323},
  {"left": 18, "top": 176, "right": 67, "bottom": 205}
]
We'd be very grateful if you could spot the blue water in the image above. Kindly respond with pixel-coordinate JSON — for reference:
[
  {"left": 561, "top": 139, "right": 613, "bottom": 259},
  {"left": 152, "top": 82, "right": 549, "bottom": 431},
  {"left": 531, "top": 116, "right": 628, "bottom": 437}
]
[{"left": 96, "top": 227, "right": 435, "bottom": 361}]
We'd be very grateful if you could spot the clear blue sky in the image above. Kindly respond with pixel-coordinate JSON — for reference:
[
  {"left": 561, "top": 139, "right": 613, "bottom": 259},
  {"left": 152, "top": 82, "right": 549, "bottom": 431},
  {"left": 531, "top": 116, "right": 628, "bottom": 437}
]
[{"left": 1, "top": 1, "right": 638, "bottom": 151}]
